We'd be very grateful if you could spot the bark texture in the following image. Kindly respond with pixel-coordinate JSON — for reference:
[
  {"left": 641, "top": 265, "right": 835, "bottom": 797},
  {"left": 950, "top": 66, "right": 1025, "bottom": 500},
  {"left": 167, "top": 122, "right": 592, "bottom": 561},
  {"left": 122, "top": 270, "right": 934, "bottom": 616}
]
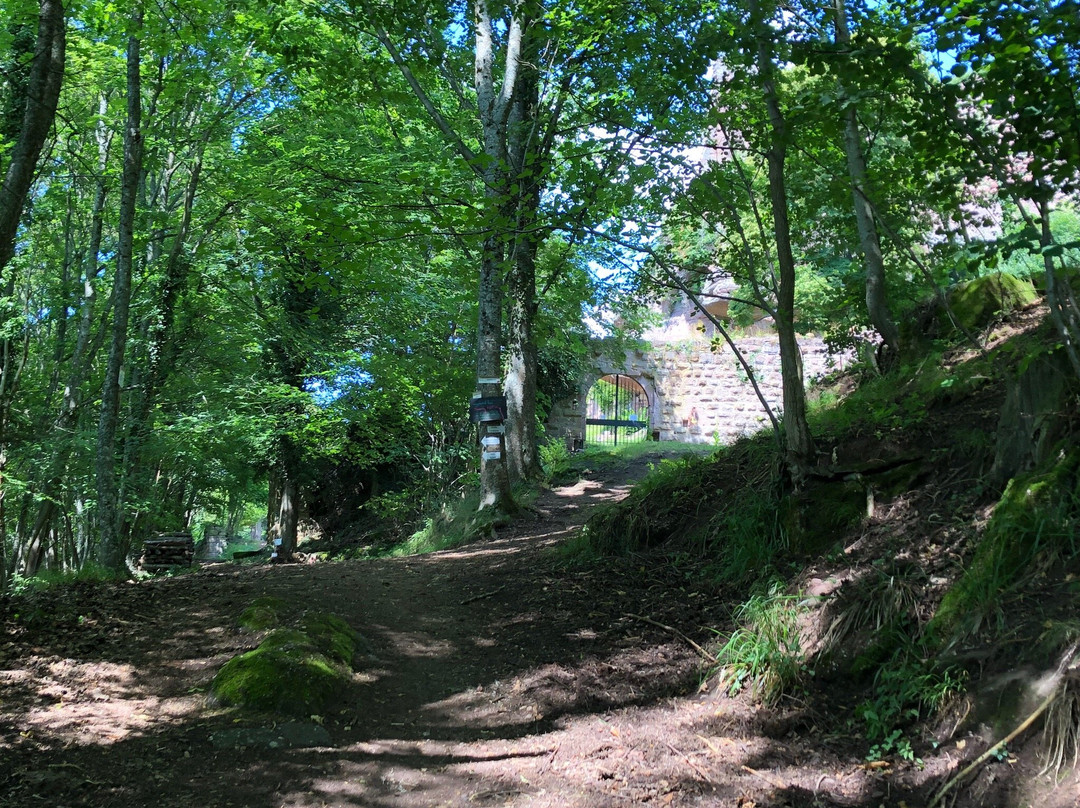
[
  {"left": 504, "top": 21, "right": 543, "bottom": 484},
  {"left": 0, "top": 0, "right": 66, "bottom": 587}
]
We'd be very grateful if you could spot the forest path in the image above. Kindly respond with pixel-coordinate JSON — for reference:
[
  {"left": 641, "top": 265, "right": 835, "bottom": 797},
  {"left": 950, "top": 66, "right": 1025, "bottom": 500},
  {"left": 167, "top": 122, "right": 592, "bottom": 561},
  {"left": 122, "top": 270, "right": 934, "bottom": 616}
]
[{"left": 0, "top": 451, "right": 873, "bottom": 808}]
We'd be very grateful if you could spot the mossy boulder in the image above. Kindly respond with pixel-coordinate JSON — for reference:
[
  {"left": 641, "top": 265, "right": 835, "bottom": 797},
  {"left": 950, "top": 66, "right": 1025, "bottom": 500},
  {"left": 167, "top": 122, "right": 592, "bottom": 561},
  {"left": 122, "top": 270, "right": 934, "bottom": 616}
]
[
  {"left": 209, "top": 628, "right": 349, "bottom": 716},
  {"left": 300, "top": 612, "right": 367, "bottom": 666},
  {"left": 943, "top": 272, "right": 1037, "bottom": 334},
  {"left": 238, "top": 596, "right": 289, "bottom": 631}
]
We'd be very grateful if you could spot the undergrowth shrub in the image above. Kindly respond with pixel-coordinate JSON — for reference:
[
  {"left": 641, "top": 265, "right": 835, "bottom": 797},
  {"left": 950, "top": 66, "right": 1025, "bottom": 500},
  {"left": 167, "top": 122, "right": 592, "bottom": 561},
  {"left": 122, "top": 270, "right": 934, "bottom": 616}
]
[
  {"left": 539, "top": 439, "right": 572, "bottom": 481},
  {"left": 575, "top": 436, "right": 785, "bottom": 585},
  {"left": 9, "top": 562, "right": 125, "bottom": 595},
  {"left": 858, "top": 644, "right": 968, "bottom": 737},
  {"left": 704, "top": 484, "right": 788, "bottom": 585},
  {"left": 819, "top": 566, "right": 923, "bottom": 662},
  {"left": 578, "top": 453, "right": 718, "bottom": 556},
  {"left": 388, "top": 491, "right": 506, "bottom": 556},
  {"left": 710, "top": 581, "right": 807, "bottom": 704}
]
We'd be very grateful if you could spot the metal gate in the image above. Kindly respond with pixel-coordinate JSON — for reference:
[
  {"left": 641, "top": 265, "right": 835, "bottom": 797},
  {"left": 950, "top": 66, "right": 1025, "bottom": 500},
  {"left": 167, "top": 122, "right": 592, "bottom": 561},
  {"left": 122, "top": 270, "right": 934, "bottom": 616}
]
[{"left": 585, "top": 374, "right": 650, "bottom": 446}]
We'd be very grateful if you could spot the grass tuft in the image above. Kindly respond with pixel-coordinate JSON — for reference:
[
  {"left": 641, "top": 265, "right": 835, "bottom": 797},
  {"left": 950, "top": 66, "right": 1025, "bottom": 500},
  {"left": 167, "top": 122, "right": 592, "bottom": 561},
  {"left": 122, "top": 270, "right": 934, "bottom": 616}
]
[{"left": 709, "top": 581, "right": 807, "bottom": 704}]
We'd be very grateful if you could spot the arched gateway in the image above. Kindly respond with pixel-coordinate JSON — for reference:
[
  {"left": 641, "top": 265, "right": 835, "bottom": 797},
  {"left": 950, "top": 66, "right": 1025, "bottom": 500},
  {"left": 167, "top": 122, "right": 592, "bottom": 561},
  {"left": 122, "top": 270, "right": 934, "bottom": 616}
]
[{"left": 585, "top": 374, "right": 650, "bottom": 446}]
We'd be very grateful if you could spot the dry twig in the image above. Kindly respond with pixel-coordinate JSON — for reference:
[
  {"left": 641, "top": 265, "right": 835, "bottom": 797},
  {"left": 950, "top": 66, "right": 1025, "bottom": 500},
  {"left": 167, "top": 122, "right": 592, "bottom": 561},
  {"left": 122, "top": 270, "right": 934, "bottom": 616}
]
[
  {"left": 460, "top": 585, "right": 507, "bottom": 605},
  {"left": 665, "top": 740, "right": 717, "bottom": 787},
  {"left": 625, "top": 613, "right": 718, "bottom": 664},
  {"left": 741, "top": 764, "right": 787, "bottom": 790},
  {"left": 929, "top": 640, "right": 1080, "bottom": 808}
]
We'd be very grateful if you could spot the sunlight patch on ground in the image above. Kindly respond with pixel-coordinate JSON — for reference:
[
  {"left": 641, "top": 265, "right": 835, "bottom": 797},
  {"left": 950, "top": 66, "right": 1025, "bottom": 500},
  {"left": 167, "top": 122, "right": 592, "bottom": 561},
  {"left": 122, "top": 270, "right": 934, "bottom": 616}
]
[
  {"left": 3, "top": 656, "right": 204, "bottom": 748},
  {"left": 377, "top": 629, "right": 457, "bottom": 658}
]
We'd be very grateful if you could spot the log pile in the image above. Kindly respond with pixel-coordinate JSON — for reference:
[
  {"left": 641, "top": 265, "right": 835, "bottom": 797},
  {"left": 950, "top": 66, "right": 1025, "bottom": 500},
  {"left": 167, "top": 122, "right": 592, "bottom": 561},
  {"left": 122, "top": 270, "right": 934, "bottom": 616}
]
[{"left": 141, "top": 533, "right": 195, "bottom": 572}]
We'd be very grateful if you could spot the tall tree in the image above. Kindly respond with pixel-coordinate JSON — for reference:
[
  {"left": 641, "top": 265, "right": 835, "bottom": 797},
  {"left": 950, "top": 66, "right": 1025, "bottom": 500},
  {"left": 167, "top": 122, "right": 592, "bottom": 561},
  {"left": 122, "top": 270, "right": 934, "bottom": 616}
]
[
  {"left": 95, "top": 5, "right": 142, "bottom": 570},
  {"left": 830, "top": 0, "right": 900, "bottom": 364},
  {"left": 0, "top": 0, "right": 65, "bottom": 585},
  {"left": 747, "top": 0, "right": 815, "bottom": 486}
]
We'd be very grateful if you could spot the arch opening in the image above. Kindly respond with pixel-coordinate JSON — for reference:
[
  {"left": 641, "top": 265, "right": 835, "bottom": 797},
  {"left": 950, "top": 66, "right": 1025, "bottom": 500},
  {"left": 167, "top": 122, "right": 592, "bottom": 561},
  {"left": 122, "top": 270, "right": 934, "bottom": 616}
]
[{"left": 585, "top": 374, "right": 650, "bottom": 446}]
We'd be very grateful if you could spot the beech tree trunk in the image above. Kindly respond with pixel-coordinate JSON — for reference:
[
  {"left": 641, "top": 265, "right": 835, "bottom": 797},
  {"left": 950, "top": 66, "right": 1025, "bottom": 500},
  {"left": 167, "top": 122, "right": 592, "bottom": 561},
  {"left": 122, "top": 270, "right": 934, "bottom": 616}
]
[
  {"left": 473, "top": 0, "right": 517, "bottom": 511},
  {"left": 96, "top": 9, "right": 143, "bottom": 571},
  {"left": 505, "top": 241, "right": 541, "bottom": 483},
  {"left": 833, "top": 0, "right": 900, "bottom": 364},
  {"left": 750, "top": 0, "right": 815, "bottom": 488},
  {"left": 373, "top": 2, "right": 550, "bottom": 508},
  {"left": 504, "top": 33, "right": 543, "bottom": 484}
]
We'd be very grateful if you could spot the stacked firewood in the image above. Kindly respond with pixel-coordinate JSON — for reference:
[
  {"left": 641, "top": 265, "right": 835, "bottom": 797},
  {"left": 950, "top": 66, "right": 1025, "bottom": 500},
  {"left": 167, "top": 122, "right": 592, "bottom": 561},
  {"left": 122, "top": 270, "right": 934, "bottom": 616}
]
[{"left": 141, "top": 533, "right": 195, "bottom": 572}]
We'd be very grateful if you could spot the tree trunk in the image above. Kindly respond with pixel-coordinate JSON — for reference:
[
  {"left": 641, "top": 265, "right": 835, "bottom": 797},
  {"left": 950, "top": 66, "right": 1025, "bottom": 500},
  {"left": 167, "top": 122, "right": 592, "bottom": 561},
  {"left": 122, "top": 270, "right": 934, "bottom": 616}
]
[
  {"left": 473, "top": 0, "right": 516, "bottom": 511},
  {"left": 276, "top": 473, "right": 300, "bottom": 559},
  {"left": 0, "top": 1, "right": 65, "bottom": 589},
  {"left": 832, "top": 0, "right": 899, "bottom": 365},
  {"left": 504, "top": 35, "right": 543, "bottom": 484},
  {"left": 0, "top": 0, "right": 66, "bottom": 273},
  {"left": 96, "top": 9, "right": 143, "bottom": 571},
  {"left": 750, "top": 0, "right": 815, "bottom": 488},
  {"left": 505, "top": 241, "right": 542, "bottom": 482}
]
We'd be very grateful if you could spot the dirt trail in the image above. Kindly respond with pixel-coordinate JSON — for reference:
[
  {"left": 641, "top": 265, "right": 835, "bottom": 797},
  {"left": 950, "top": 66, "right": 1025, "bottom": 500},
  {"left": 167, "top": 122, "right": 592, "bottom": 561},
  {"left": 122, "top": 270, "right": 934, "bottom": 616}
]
[{"left": 1, "top": 454, "right": 932, "bottom": 807}]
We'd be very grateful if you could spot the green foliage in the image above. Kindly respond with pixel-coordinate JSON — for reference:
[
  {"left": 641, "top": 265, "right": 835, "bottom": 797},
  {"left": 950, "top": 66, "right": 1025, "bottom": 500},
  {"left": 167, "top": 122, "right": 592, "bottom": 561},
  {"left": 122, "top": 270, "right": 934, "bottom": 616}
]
[
  {"left": 574, "top": 438, "right": 787, "bottom": 585},
  {"left": 579, "top": 452, "right": 716, "bottom": 556},
  {"left": 857, "top": 647, "right": 968, "bottom": 749},
  {"left": 539, "top": 439, "right": 572, "bottom": 482},
  {"left": 386, "top": 489, "right": 517, "bottom": 557},
  {"left": 8, "top": 562, "right": 124, "bottom": 595}
]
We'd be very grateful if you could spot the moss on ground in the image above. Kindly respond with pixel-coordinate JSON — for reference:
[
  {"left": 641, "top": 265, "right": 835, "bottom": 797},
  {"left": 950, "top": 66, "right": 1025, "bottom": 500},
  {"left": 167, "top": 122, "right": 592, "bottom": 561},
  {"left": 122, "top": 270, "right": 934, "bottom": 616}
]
[
  {"left": 237, "top": 595, "right": 290, "bottom": 631},
  {"left": 930, "top": 449, "right": 1080, "bottom": 642},
  {"left": 300, "top": 612, "right": 365, "bottom": 665}
]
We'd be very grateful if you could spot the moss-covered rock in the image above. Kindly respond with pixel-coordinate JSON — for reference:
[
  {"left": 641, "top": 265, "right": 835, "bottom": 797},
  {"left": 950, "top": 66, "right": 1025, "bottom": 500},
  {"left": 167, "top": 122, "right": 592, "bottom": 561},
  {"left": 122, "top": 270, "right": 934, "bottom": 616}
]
[
  {"left": 944, "top": 272, "right": 1038, "bottom": 334},
  {"left": 209, "top": 628, "right": 349, "bottom": 716},
  {"left": 299, "top": 612, "right": 366, "bottom": 666},
  {"left": 237, "top": 596, "right": 289, "bottom": 631}
]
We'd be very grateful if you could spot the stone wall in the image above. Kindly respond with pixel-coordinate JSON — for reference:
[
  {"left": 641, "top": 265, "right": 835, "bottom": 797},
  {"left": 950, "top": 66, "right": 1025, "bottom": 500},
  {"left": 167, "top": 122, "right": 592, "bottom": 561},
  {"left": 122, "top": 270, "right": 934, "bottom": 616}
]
[{"left": 547, "top": 332, "right": 845, "bottom": 446}]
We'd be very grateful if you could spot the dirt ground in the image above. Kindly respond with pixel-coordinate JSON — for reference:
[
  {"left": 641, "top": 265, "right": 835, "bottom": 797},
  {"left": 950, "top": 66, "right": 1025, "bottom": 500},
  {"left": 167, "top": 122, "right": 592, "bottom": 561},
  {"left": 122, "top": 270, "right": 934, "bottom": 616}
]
[{"left": 0, "top": 450, "right": 1076, "bottom": 807}]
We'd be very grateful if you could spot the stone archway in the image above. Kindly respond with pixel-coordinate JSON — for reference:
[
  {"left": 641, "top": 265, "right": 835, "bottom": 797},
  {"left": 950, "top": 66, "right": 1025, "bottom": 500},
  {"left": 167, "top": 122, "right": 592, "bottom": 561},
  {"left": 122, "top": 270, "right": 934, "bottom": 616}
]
[
  {"left": 584, "top": 374, "right": 651, "bottom": 446},
  {"left": 545, "top": 335, "right": 842, "bottom": 448}
]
